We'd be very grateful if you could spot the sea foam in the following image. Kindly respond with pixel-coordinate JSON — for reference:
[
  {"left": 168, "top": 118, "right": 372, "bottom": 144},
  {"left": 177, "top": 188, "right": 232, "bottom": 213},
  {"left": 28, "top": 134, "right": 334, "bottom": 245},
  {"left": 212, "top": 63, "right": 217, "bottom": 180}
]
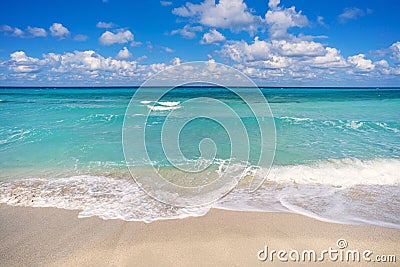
[{"left": 0, "top": 158, "right": 399, "bottom": 227}]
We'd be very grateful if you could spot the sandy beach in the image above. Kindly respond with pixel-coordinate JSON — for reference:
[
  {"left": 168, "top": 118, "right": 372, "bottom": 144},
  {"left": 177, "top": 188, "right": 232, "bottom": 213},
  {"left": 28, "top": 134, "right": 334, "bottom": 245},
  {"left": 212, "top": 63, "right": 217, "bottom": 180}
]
[{"left": 0, "top": 204, "right": 398, "bottom": 266}]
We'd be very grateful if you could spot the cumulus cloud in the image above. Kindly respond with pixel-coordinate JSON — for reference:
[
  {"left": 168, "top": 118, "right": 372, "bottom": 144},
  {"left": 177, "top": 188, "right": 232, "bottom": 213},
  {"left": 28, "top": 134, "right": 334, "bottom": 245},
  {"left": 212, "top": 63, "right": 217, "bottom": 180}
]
[
  {"left": 200, "top": 29, "right": 226, "bottom": 44},
  {"left": 116, "top": 47, "right": 132, "bottom": 59},
  {"left": 347, "top": 54, "right": 375, "bottom": 71},
  {"left": 218, "top": 36, "right": 350, "bottom": 80},
  {"left": 46, "top": 50, "right": 139, "bottom": 78},
  {"left": 389, "top": 41, "right": 400, "bottom": 62},
  {"left": 96, "top": 21, "right": 116, "bottom": 28},
  {"left": 99, "top": 29, "right": 134, "bottom": 45},
  {"left": 49, "top": 23, "right": 70, "bottom": 39},
  {"left": 130, "top": 41, "right": 143, "bottom": 47},
  {"left": 164, "top": 47, "right": 175, "bottom": 53},
  {"left": 2, "top": 45, "right": 398, "bottom": 85},
  {"left": 12, "top": 28, "right": 24, "bottom": 37},
  {"left": 171, "top": 57, "right": 181, "bottom": 65},
  {"left": 8, "top": 51, "right": 44, "bottom": 73},
  {"left": 268, "top": 0, "right": 280, "bottom": 9},
  {"left": 0, "top": 25, "right": 24, "bottom": 37},
  {"left": 171, "top": 25, "right": 203, "bottom": 39},
  {"left": 172, "top": 0, "right": 263, "bottom": 33},
  {"left": 74, "top": 34, "right": 89, "bottom": 41},
  {"left": 219, "top": 33, "right": 397, "bottom": 83},
  {"left": 0, "top": 25, "right": 13, "bottom": 32},
  {"left": 2, "top": 49, "right": 193, "bottom": 83},
  {"left": 27, "top": 26, "right": 47, "bottom": 37},
  {"left": 305, "top": 47, "right": 347, "bottom": 68},
  {"left": 265, "top": 4, "right": 308, "bottom": 39},
  {"left": 160, "top": 1, "right": 172, "bottom": 6},
  {"left": 1, "top": 25, "right": 48, "bottom": 38},
  {"left": 338, "top": 7, "right": 372, "bottom": 24}
]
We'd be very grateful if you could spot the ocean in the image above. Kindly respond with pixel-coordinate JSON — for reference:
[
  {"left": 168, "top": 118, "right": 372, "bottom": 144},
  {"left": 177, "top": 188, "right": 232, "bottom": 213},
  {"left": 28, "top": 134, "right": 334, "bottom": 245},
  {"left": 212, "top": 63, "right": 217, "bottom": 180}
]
[{"left": 0, "top": 87, "right": 399, "bottom": 227}]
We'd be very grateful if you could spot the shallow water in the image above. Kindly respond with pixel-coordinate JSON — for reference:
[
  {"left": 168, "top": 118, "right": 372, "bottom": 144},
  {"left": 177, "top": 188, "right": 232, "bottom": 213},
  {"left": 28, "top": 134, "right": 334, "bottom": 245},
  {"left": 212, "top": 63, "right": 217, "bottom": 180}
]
[{"left": 0, "top": 87, "right": 399, "bottom": 227}]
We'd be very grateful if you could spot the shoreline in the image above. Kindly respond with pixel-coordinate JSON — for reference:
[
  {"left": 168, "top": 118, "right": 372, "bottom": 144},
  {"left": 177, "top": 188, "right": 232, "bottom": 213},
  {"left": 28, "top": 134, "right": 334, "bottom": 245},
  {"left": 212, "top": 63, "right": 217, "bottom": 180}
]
[{"left": 1, "top": 204, "right": 399, "bottom": 266}]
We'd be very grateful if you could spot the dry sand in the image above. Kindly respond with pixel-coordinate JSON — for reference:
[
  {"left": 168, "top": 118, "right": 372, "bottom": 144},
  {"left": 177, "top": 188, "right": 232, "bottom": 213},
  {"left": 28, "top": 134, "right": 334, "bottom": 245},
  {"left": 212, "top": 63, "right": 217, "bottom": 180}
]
[{"left": 0, "top": 204, "right": 399, "bottom": 266}]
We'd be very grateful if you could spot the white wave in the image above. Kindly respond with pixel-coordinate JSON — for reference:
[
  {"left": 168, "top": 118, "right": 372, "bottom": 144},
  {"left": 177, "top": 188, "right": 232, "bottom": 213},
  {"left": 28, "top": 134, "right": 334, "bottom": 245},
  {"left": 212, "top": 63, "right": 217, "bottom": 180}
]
[
  {"left": 0, "top": 175, "right": 209, "bottom": 223},
  {"left": 157, "top": 101, "right": 180, "bottom": 107},
  {"left": 80, "top": 114, "right": 117, "bottom": 122},
  {"left": 261, "top": 158, "right": 400, "bottom": 186},
  {"left": 279, "top": 116, "right": 313, "bottom": 123},
  {"left": 0, "top": 129, "right": 32, "bottom": 145},
  {"left": 140, "top": 101, "right": 180, "bottom": 107},
  {"left": 141, "top": 100, "right": 181, "bottom": 111},
  {"left": 215, "top": 159, "right": 400, "bottom": 228},
  {"left": 376, "top": 122, "right": 400, "bottom": 133},
  {"left": 345, "top": 120, "right": 364, "bottom": 130},
  {"left": 147, "top": 105, "right": 181, "bottom": 111},
  {"left": 1, "top": 158, "right": 399, "bottom": 228}
]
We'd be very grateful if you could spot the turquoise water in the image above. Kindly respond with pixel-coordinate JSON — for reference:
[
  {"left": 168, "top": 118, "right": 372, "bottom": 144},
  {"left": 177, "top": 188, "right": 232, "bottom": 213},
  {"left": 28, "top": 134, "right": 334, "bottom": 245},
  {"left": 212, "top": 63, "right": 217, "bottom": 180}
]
[{"left": 0, "top": 87, "right": 399, "bottom": 226}]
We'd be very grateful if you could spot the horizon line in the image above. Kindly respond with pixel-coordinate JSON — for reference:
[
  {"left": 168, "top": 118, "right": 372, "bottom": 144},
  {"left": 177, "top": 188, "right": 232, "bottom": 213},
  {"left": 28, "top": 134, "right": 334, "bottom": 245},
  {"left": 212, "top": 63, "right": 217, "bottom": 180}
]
[{"left": 0, "top": 86, "right": 399, "bottom": 89}]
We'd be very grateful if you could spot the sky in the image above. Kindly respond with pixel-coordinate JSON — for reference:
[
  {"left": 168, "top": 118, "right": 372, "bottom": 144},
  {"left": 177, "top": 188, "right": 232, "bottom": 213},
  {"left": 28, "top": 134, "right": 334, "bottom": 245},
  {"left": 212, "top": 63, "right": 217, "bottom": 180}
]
[{"left": 0, "top": 0, "right": 399, "bottom": 86}]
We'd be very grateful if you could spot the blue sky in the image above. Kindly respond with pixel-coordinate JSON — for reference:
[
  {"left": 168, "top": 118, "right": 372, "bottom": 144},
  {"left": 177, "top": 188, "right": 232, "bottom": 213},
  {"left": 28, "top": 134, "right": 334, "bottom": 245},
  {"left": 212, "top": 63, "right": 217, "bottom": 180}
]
[{"left": 0, "top": 0, "right": 399, "bottom": 86}]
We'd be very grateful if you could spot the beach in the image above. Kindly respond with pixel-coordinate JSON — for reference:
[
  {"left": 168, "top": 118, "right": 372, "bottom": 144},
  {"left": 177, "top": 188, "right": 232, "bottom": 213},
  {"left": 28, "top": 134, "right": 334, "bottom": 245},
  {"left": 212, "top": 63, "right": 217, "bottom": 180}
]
[
  {"left": 1, "top": 204, "right": 399, "bottom": 266},
  {"left": 1, "top": 0, "right": 400, "bottom": 265},
  {"left": 1, "top": 87, "right": 399, "bottom": 265}
]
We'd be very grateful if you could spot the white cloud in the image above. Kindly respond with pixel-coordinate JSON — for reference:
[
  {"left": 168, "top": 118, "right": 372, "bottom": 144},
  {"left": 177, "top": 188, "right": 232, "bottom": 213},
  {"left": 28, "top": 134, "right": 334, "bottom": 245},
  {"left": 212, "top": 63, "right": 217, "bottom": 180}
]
[
  {"left": 12, "top": 28, "right": 24, "bottom": 37},
  {"left": 49, "top": 23, "right": 70, "bottom": 39},
  {"left": 27, "top": 26, "right": 47, "bottom": 37},
  {"left": 306, "top": 47, "right": 347, "bottom": 68},
  {"left": 389, "top": 41, "right": 400, "bottom": 62},
  {"left": 116, "top": 47, "right": 132, "bottom": 59},
  {"left": 160, "top": 1, "right": 172, "bottom": 6},
  {"left": 265, "top": 5, "right": 308, "bottom": 38},
  {"left": 272, "top": 39, "right": 325, "bottom": 56},
  {"left": 200, "top": 29, "right": 226, "bottom": 44},
  {"left": 74, "top": 34, "right": 89, "bottom": 41},
  {"left": 130, "top": 41, "right": 142, "bottom": 47},
  {"left": 0, "top": 25, "right": 13, "bottom": 32},
  {"left": 338, "top": 7, "right": 372, "bottom": 24},
  {"left": 220, "top": 38, "right": 270, "bottom": 62},
  {"left": 171, "top": 25, "right": 202, "bottom": 39},
  {"left": 164, "top": 47, "right": 175, "bottom": 53},
  {"left": 5, "top": 50, "right": 186, "bottom": 82},
  {"left": 347, "top": 54, "right": 375, "bottom": 71},
  {"left": 220, "top": 37, "right": 329, "bottom": 63},
  {"left": 218, "top": 29, "right": 400, "bottom": 82},
  {"left": 136, "top": 55, "right": 147, "bottom": 62},
  {"left": 96, "top": 21, "right": 116, "bottom": 28},
  {"left": 317, "top": 16, "right": 327, "bottom": 28},
  {"left": 49, "top": 50, "right": 138, "bottom": 77},
  {"left": 8, "top": 51, "right": 44, "bottom": 73},
  {"left": 99, "top": 29, "right": 134, "bottom": 45},
  {"left": 171, "top": 57, "right": 181, "bottom": 65},
  {"left": 0, "top": 25, "right": 24, "bottom": 37},
  {"left": 10, "top": 51, "right": 38, "bottom": 63},
  {"left": 2, "top": 46, "right": 399, "bottom": 85},
  {"left": 1, "top": 25, "right": 48, "bottom": 38},
  {"left": 218, "top": 35, "right": 352, "bottom": 81},
  {"left": 268, "top": 0, "right": 280, "bottom": 9},
  {"left": 172, "top": 0, "right": 263, "bottom": 33}
]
